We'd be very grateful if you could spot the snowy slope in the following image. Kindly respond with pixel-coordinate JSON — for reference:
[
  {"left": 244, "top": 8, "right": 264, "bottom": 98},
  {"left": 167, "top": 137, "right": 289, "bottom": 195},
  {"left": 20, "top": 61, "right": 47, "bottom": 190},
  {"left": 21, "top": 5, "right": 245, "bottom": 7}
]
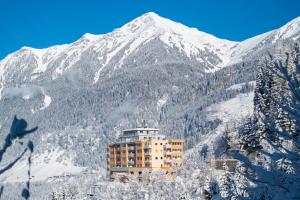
[
  {"left": 227, "top": 16, "right": 300, "bottom": 66},
  {"left": 0, "top": 149, "right": 84, "bottom": 183},
  {"left": 207, "top": 92, "right": 254, "bottom": 128},
  {"left": 186, "top": 91, "right": 254, "bottom": 158}
]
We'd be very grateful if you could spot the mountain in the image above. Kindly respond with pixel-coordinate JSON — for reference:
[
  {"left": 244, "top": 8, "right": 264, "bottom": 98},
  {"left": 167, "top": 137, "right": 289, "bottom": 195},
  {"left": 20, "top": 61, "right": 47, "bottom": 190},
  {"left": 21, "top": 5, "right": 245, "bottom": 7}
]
[{"left": 0, "top": 12, "right": 299, "bottom": 186}]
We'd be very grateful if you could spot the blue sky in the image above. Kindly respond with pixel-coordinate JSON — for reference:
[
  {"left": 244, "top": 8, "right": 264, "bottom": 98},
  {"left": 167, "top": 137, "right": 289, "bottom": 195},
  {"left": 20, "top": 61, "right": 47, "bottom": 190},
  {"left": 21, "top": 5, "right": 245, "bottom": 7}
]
[{"left": 0, "top": 0, "right": 299, "bottom": 60}]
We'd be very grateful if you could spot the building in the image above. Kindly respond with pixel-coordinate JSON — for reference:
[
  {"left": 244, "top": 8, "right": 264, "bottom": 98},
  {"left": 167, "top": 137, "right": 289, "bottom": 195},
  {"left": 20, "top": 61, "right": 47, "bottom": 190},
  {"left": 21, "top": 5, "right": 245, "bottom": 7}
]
[
  {"left": 107, "top": 127, "right": 184, "bottom": 176},
  {"left": 212, "top": 159, "right": 239, "bottom": 172}
]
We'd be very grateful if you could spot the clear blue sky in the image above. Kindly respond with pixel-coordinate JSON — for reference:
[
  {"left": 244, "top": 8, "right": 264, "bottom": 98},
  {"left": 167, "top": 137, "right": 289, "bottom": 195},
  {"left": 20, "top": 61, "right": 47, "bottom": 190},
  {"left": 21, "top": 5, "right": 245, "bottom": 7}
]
[{"left": 0, "top": 0, "right": 299, "bottom": 60}]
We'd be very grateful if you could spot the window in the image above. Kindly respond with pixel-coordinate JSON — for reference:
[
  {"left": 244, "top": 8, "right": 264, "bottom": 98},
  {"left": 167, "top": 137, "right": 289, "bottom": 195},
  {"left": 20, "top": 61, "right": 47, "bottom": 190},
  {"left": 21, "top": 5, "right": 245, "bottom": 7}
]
[
  {"left": 155, "top": 143, "right": 157, "bottom": 145},
  {"left": 139, "top": 172, "right": 142, "bottom": 175},
  {"left": 161, "top": 157, "right": 163, "bottom": 159},
  {"left": 155, "top": 157, "right": 158, "bottom": 160},
  {"left": 130, "top": 172, "right": 134, "bottom": 175},
  {"left": 122, "top": 144, "right": 126, "bottom": 147},
  {"left": 160, "top": 143, "right": 163, "bottom": 145}
]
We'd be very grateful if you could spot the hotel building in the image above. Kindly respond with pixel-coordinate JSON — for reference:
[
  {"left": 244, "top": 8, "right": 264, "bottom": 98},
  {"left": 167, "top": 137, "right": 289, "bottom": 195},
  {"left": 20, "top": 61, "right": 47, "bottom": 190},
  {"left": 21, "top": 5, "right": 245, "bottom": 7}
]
[{"left": 107, "top": 127, "right": 184, "bottom": 175}]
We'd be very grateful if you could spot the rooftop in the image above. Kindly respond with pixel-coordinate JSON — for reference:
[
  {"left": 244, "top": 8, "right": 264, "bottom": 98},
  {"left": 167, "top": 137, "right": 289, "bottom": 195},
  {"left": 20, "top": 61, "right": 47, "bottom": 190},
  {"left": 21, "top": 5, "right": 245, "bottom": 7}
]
[{"left": 122, "top": 128, "right": 160, "bottom": 132}]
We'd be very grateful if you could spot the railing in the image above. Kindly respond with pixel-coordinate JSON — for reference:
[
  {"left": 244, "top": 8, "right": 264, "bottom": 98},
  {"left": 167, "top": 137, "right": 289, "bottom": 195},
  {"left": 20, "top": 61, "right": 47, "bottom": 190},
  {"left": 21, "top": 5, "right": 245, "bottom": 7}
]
[
  {"left": 128, "top": 146, "right": 135, "bottom": 151},
  {"left": 129, "top": 153, "right": 135, "bottom": 158},
  {"left": 164, "top": 144, "right": 172, "bottom": 149},
  {"left": 111, "top": 167, "right": 128, "bottom": 172},
  {"left": 144, "top": 144, "right": 151, "bottom": 149},
  {"left": 164, "top": 151, "right": 172, "bottom": 156},
  {"left": 145, "top": 160, "right": 152, "bottom": 164},
  {"left": 144, "top": 151, "right": 151, "bottom": 156},
  {"left": 137, "top": 146, "right": 142, "bottom": 150},
  {"left": 128, "top": 160, "right": 135, "bottom": 165},
  {"left": 164, "top": 159, "right": 172, "bottom": 163}
]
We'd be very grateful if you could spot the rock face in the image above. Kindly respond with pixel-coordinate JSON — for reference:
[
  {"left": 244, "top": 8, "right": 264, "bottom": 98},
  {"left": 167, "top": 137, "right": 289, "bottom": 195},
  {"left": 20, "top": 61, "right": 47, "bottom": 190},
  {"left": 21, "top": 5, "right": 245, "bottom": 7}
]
[{"left": 0, "top": 12, "right": 299, "bottom": 181}]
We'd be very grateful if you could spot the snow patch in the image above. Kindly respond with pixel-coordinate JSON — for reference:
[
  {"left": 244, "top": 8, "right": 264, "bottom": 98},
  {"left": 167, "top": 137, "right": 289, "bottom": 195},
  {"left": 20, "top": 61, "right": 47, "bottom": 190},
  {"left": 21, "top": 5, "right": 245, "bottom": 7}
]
[
  {"left": 40, "top": 89, "right": 52, "bottom": 110},
  {"left": 207, "top": 92, "right": 254, "bottom": 133},
  {"left": 226, "top": 81, "right": 256, "bottom": 91},
  {"left": 1, "top": 85, "right": 43, "bottom": 100},
  {"left": 157, "top": 95, "right": 168, "bottom": 109},
  {"left": 0, "top": 149, "right": 84, "bottom": 183}
]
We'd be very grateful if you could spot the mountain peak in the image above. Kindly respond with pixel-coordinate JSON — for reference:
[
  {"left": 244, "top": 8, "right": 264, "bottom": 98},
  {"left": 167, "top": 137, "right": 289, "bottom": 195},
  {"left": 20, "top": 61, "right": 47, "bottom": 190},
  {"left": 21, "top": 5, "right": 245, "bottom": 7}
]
[{"left": 141, "top": 12, "right": 161, "bottom": 20}]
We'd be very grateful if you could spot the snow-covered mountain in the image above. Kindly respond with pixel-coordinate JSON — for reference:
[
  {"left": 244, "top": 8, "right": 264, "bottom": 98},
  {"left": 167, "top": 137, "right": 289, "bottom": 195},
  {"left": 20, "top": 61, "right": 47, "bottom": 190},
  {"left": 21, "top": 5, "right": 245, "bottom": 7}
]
[{"left": 0, "top": 12, "right": 299, "bottom": 186}]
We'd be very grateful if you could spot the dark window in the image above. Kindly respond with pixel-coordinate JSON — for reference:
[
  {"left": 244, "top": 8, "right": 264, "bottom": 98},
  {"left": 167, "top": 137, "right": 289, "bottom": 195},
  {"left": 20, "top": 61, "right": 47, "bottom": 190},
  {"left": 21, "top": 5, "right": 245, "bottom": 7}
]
[
  {"left": 160, "top": 143, "right": 163, "bottom": 145},
  {"left": 139, "top": 172, "right": 142, "bottom": 175},
  {"left": 155, "top": 157, "right": 158, "bottom": 160},
  {"left": 155, "top": 143, "right": 157, "bottom": 145},
  {"left": 161, "top": 157, "right": 163, "bottom": 159},
  {"left": 130, "top": 172, "right": 134, "bottom": 175}
]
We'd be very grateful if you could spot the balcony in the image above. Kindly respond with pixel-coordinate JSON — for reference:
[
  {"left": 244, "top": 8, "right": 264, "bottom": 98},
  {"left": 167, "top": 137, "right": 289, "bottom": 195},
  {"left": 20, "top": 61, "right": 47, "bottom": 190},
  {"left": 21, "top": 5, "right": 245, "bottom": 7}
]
[
  {"left": 129, "top": 153, "right": 135, "bottom": 158},
  {"left": 165, "top": 151, "right": 172, "bottom": 156},
  {"left": 145, "top": 160, "right": 152, "bottom": 164},
  {"left": 144, "top": 151, "right": 151, "bottom": 156},
  {"left": 137, "top": 146, "right": 142, "bottom": 150},
  {"left": 144, "top": 144, "right": 151, "bottom": 149},
  {"left": 111, "top": 167, "right": 128, "bottom": 172},
  {"left": 128, "top": 146, "right": 135, "bottom": 151},
  {"left": 164, "top": 159, "right": 172, "bottom": 163},
  {"left": 165, "top": 144, "right": 172, "bottom": 149},
  {"left": 128, "top": 160, "right": 135, "bottom": 166}
]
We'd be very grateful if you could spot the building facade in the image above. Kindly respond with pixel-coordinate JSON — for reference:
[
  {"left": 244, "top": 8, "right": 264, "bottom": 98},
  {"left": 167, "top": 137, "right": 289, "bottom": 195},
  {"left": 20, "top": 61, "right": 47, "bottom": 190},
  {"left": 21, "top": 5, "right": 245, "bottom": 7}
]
[{"left": 107, "top": 128, "right": 184, "bottom": 175}]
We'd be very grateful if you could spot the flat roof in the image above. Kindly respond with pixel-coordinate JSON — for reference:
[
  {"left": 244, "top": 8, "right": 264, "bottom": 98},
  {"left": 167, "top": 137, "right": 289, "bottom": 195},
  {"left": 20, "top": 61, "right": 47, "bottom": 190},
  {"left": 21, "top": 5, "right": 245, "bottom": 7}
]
[{"left": 123, "top": 128, "right": 160, "bottom": 132}]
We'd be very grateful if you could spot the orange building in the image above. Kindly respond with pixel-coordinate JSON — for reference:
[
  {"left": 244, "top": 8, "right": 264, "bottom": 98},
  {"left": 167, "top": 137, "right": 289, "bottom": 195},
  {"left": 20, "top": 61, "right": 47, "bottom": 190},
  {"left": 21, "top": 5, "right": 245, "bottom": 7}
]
[{"left": 107, "top": 128, "right": 184, "bottom": 175}]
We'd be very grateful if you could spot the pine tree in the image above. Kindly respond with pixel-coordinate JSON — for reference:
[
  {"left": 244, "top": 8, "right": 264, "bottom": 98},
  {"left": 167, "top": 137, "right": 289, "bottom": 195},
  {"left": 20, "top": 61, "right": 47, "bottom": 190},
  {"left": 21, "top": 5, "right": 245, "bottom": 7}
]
[
  {"left": 219, "top": 162, "right": 237, "bottom": 199},
  {"left": 239, "top": 117, "right": 259, "bottom": 150},
  {"left": 269, "top": 42, "right": 300, "bottom": 139},
  {"left": 233, "top": 172, "right": 249, "bottom": 198}
]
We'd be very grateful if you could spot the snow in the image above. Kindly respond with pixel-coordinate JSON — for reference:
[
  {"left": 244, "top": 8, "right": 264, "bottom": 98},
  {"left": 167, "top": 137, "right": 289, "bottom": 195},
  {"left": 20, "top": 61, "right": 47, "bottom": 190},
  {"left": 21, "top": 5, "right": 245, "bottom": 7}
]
[
  {"left": 226, "top": 16, "right": 300, "bottom": 66},
  {"left": 207, "top": 92, "right": 254, "bottom": 133},
  {"left": 0, "top": 149, "right": 84, "bottom": 183},
  {"left": 226, "top": 81, "right": 256, "bottom": 91},
  {"left": 186, "top": 91, "right": 255, "bottom": 160},
  {"left": 157, "top": 95, "right": 168, "bottom": 109},
  {"left": 40, "top": 89, "right": 52, "bottom": 110},
  {"left": 91, "top": 12, "right": 239, "bottom": 82},
  {"left": 1, "top": 85, "right": 43, "bottom": 100},
  {"left": 273, "top": 16, "right": 300, "bottom": 42},
  {"left": 226, "top": 31, "right": 273, "bottom": 66}
]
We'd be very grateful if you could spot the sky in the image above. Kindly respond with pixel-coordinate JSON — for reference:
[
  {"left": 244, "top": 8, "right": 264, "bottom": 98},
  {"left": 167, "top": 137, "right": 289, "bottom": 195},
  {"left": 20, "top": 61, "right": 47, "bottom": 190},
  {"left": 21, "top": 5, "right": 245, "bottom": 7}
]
[{"left": 0, "top": 0, "right": 299, "bottom": 60}]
